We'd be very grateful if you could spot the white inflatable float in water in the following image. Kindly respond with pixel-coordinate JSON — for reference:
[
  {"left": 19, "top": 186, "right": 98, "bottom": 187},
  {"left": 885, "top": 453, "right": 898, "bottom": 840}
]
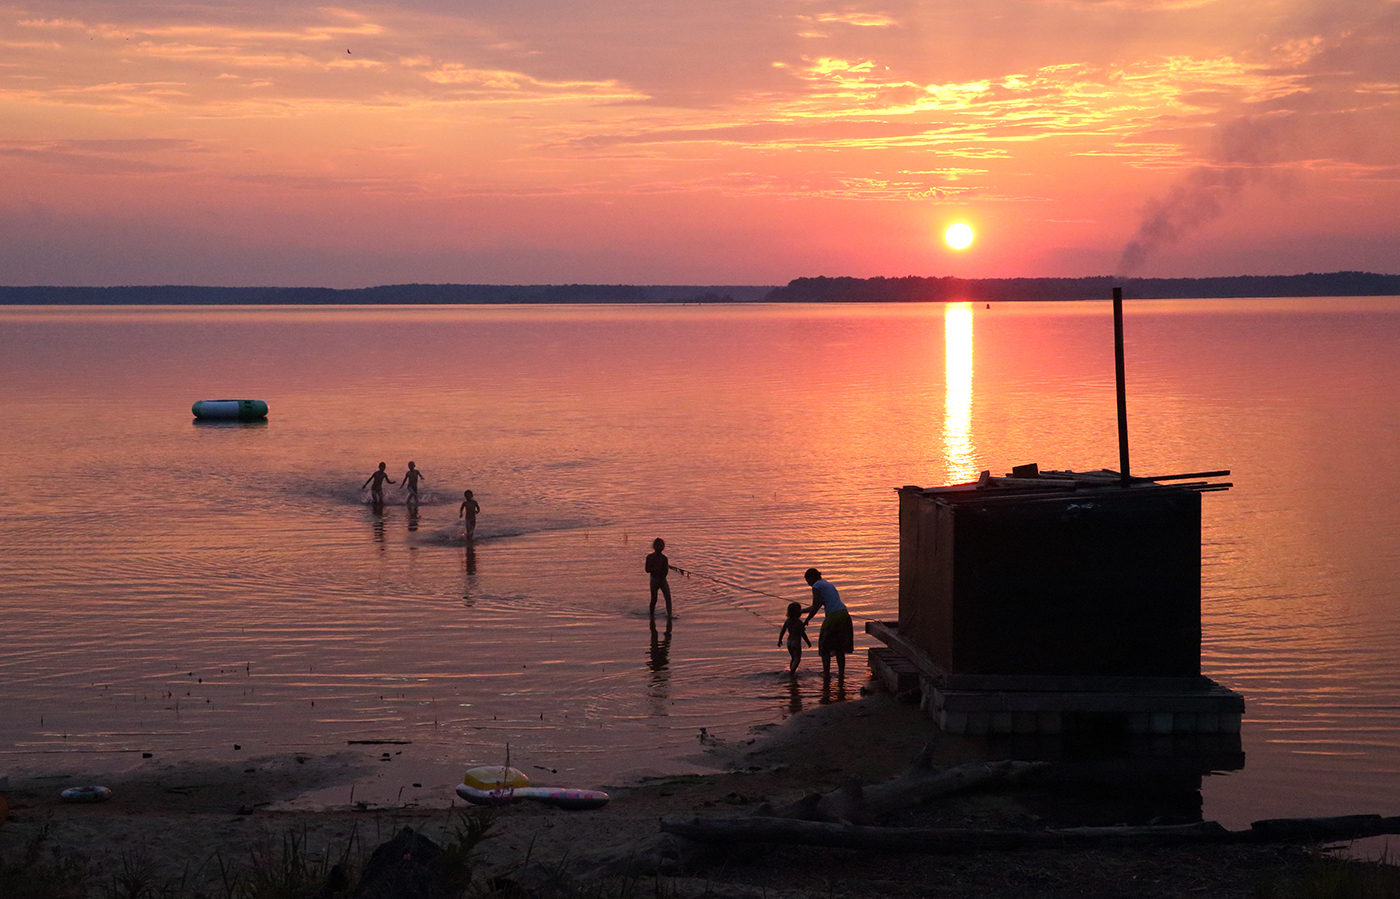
[
  {"left": 454, "top": 765, "right": 609, "bottom": 810},
  {"left": 192, "top": 399, "right": 268, "bottom": 421}
]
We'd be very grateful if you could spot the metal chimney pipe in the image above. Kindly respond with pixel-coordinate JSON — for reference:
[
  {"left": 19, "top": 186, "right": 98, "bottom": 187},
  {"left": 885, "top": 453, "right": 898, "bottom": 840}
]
[{"left": 1113, "top": 286, "right": 1131, "bottom": 484}]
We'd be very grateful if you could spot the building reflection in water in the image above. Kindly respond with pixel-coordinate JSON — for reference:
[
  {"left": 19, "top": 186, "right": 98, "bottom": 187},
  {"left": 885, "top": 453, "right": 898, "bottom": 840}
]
[{"left": 943, "top": 303, "right": 978, "bottom": 482}]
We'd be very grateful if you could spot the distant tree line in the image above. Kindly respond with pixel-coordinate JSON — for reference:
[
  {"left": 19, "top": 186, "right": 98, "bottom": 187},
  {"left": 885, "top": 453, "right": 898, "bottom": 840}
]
[
  {"left": 4, "top": 272, "right": 1400, "bottom": 305},
  {"left": 763, "top": 272, "right": 1400, "bottom": 303},
  {"left": 0, "top": 283, "right": 765, "bottom": 304}
]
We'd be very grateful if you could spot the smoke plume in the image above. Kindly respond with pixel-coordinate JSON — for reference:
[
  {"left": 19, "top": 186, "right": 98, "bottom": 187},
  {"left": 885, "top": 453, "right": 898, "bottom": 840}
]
[{"left": 1116, "top": 164, "right": 1259, "bottom": 275}]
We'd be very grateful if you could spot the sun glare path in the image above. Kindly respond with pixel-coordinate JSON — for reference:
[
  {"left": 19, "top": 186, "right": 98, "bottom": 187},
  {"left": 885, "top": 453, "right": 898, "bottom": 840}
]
[
  {"left": 943, "top": 303, "right": 977, "bottom": 482},
  {"left": 945, "top": 223, "right": 974, "bottom": 250}
]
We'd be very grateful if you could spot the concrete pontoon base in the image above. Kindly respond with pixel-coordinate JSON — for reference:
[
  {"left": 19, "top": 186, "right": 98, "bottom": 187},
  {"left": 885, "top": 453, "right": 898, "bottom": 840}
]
[{"left": 868, "top": 622, "right": 1245, "bottom": 737}]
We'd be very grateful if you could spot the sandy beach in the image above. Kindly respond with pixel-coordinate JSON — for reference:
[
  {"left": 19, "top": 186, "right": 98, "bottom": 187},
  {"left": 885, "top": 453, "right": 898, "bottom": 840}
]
[{"left": 5, "top": 689, "right": 1374, "bottom": 899}]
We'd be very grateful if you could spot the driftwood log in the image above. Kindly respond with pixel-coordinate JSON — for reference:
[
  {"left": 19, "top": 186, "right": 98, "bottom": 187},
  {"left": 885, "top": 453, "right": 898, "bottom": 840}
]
[
  {"left": 767, "top": 744, "right": 1046, "bottom": 824},
  {"left": 661, "top": 743, "right": 1400, "bottom": 856},
  {"left": 659, "top": 815, "right": 1400, "bottom": 855}
]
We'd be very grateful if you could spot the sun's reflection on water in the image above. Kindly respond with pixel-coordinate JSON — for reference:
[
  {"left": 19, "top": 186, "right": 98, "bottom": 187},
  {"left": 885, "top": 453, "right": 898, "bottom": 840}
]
[{"left": 943, "top": 303, "right": 977, "bottom": 482}]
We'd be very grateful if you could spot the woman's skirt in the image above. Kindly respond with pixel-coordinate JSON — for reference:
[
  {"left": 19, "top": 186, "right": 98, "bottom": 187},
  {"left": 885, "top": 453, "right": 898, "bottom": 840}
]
[{"left": 818, "top": 609, "right": 854, "bottom": 657}]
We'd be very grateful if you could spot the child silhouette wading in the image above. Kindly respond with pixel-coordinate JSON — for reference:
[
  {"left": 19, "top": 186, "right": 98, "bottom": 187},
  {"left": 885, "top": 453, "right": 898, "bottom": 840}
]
[
  {"left": 362, "top": 462, "right": 395, "bottom": 508},
  {"left": 401, "top": 461, "right": 425, "bottom": 502},
  {"left": 459, "top": 490, "right": 480, "bottom": 540},
  {"left": 778, "top": 601, "right": 812, "bottom": 674},
  {"left": 645, "top": 538, "right": 676, "bottom": 619}
]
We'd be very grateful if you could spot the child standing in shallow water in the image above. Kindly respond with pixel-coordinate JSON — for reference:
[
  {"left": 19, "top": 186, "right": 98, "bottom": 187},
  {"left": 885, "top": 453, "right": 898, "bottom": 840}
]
[
  {"left": 645, "top": 537, "right": 675, "bottom": 619},
  {"left": 362, "top": 462, "right": 395, "bottom": 511},
  {"left": 401, "top": 461, "right": 425, "bottom": 502},
  {"left": 459, "top": 490, "right": 480, "bottom": 540},
  {"left": 778, "top": 601, "right": 812, "bottom": 673}
]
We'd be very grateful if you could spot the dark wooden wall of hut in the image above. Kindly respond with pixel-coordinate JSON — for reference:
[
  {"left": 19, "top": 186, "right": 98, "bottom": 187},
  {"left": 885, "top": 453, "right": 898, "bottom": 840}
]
[
  {"left": 899, "top": 487, "right": 1203, "bottom": 678},
  {"left": 899, "top": 490, "right": 955, "bottom": 666}
]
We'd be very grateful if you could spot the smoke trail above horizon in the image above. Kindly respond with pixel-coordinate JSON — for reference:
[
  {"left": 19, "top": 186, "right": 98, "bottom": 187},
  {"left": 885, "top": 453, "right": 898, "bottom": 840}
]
[
  {"left": 1117, "top": 0, "right": 1400, "bottom": 275},
  {"left": 1117, "top": 164, "right": 1264, "bottom": 276},
  {"left": 1117, "top": 109, "right": 1292, "bottom": 275}
]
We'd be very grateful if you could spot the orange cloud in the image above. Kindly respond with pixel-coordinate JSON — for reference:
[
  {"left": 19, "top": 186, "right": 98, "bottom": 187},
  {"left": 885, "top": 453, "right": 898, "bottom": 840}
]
[
  {"left": 811, "top": 11, "right": 900, "bottom": 27},
  {"left": 1, "top": 0, "right": 1398, "bottom": 284}
]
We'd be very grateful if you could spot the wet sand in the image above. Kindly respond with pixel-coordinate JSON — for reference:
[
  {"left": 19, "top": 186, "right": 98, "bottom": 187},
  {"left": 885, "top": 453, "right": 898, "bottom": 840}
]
[{"left": 0, "top": 691, "right": 1335, "bottom": 898}]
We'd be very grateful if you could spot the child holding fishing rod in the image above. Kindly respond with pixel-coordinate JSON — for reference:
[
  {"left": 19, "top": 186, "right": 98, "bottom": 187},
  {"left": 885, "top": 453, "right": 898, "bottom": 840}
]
[{"left": 645, "top": 538, "right": 682, "bottom": 619}]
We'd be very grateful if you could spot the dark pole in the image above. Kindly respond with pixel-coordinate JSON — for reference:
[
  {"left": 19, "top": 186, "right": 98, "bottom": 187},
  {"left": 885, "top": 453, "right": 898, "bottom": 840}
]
[{"left": 1113, "top": 286, "right": 1131, "bottom": 484}]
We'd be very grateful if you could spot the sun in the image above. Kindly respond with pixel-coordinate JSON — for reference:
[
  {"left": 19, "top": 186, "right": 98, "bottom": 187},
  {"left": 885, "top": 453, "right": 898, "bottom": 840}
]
[{"left": 945, "top": 222, "right": 974, "bottom": 250}]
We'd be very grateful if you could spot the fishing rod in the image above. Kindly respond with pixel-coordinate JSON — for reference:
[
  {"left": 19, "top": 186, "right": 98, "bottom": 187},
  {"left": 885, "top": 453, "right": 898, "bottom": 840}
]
[
  {"left": 670, "top": 564, "right": 792, "bottom": 604},
  {"left": 627, "top": 533, "right": 798, "bottom": 619}
]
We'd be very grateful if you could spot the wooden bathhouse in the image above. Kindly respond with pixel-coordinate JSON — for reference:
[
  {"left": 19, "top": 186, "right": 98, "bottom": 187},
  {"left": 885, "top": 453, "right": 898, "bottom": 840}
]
[{"left": 868, "top": 463, "right": 1245, "bottom": 737}]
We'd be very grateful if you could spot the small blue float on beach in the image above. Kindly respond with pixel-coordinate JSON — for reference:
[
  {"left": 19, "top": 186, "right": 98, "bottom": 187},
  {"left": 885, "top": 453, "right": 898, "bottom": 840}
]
[
  {"left": 60, "top": 785, "right": 113, "bottom": 803},
  {"left": 192, "top": 399, "right": 268, "bottom": 421}
]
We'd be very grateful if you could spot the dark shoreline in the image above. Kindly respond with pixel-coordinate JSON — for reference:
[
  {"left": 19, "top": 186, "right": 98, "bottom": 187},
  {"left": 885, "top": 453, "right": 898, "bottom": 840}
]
[
  {"left": 5, "top": 692, "right": 1397, "bottom": 899},
  {"left": 4, "top": 271, "right": 1400, "bottom": 305}
]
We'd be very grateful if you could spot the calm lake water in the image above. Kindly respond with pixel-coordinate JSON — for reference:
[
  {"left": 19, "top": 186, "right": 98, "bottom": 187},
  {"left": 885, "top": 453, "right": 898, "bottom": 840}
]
[{"left": 2, "top": 299, "right": 1398, "bottom": 828}]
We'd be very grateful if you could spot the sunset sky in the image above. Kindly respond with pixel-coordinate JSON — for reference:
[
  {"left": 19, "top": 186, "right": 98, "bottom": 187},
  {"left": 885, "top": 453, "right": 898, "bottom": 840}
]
[{"left": 3, "top": 0, "right": 1398, "bottom": 287}]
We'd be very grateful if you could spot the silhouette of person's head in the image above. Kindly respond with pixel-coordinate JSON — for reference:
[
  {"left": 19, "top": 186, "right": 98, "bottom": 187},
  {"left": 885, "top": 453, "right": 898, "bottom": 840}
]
[
  {"left": 804, "top": 567, "right": 822, "bottom": 585},
  {"left": 407, "top": 461, "right": 416, "bottom": 469},
  {"left": 653, "top": 538, "right": 665, "bottom": 552},
  {"left": 788, "top": 601, "right": 802, "bottom": 617},
  {"left": 377, "top": 462, "right": 386, "bottom": 471}
]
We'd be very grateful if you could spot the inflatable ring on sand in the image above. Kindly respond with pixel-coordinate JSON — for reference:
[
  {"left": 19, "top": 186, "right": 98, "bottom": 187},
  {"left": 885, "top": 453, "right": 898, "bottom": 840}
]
[
  {"left": 454, "top": 782, "right": 609, "bottom": 810},
  {"left": 463, "top": 765, "right": 530, "bottom": 791},
  {"left": 455, "top": 765, "right": 608, "bottom": 810},
  {"left": 60, "top": 785, "right": 113, "bottom": 803}
]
